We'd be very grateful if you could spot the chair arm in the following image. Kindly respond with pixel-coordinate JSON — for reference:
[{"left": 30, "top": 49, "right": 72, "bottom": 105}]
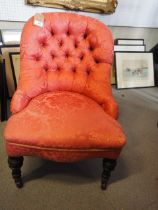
[
  {"left": 102, "top": 97, "right": 119, "bottom": 119},
  {"left": 11, "top": 89, "right": 30, "bottom": 114}
]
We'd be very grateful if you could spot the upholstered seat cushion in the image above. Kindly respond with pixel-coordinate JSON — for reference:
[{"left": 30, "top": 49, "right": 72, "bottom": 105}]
[{"left": 4, "top": 91, "right": 125, "bottom": 161}]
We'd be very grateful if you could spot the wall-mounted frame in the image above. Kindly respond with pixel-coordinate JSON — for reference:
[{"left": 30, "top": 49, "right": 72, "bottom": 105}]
[
  {"left": 0, "top": 57, "right": 7, "bottom": 121},
  {"left": 26, "top": 0, "right": 118, "bottom": 14},
  {"left": 0, "top": 45, "right": 20, "bottom": 97},
  {"left": 9, "top": 52, "right": 20, "bottom": 89},
  {"left": 115, "top": 39, "right": 144, "bottom": 46},
  {"left": 1, "top": 30, "right": 22, "bottom": 45},
  {"left": 114, "top": 45, "right": 146, "bottom": 52},
  {"left": 0, "top": 30, "right": 2, "bottom": 46},
  {"left": 115, "top": 52, "right": 155, "bottom": 89},
  {"left": 111, "top": 64, "right": 116, "bottom": 85}
]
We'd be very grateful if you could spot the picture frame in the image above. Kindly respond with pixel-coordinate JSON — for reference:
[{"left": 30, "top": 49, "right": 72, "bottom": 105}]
[
  {"left": 26, "top": 0, "right": 118, "bottom": 14},
  {"left": 9, "top": 52, "right": 20, "bottom": 89},
  {"left": 0, "top": 45, "right": 20, "bottom": 97},
  {"left": 111, "top": 64, "right": 116, "bottom": 85},
  {"left": 0, "top": 30, "right": 2, "bottom": 46},
  {"left": 1, "top": 29, "right": 22, "bottom": 45},
  {"left": 0, "top": 57, "right": 7, "bottom": 121},
  {"left": 115, "top": 39, "right": 144, "bottom": 46},
  {"left": 115, "top": 52, "right": 155, "bottom": 89},
  {"left": 114, "top": 45, "right": 146, "bottom": 52}
]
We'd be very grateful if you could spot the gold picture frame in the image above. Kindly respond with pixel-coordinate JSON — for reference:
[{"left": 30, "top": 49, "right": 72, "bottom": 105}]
[
  {"left": 26, "top": 0, "right": 118, "bottom": 14},
  {"left": 9, "top": 52, "right": 20, "bottom": 89},
  {"left": 111, "top": 64, "right": 116, "bottom": 85}
]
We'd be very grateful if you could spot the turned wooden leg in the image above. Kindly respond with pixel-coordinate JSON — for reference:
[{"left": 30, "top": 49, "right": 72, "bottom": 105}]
[
  {"left": 8, "top": 156, "right": 24, "bottom": 188},
  {"left": 101, "top": 158, "right": 117, "bottom": 190}
]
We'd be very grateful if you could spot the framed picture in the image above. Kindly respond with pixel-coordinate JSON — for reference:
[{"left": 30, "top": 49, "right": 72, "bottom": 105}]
[
  {"left": 1, "top": 29, "right": 22, "bottom": 45},
  {"left": 0, "top": 45, "right": 20, "bottom": 97},
  {"left": 115, "top": 52, "right": 155, "bottom": 89},
  {"left": 0, "top": 30, "right": 2, "bottom": 46},
  {"left": 111, "top": 64, "right": 116, "bottom": 85},
  {"left": 9, "top": 52, "right": 20, "bottom": 89},
  {"left": 26, "top": 0, "right": 118, "bottom": 14},
  {"left": 115, "top": 39, "right": 144, "bottom": 46},
  {"left": 0, "top": 57, "right": 7, "bottom": 121},
  {"left": 114, "top": 45, "right": 146, "bottom": 52}
]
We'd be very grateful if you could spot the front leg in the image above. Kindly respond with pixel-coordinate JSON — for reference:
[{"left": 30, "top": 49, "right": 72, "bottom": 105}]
[
  {"left": 8, "top": 156, "right": 24, "bottom": 188},
  {"left": 101, "top": 158, "right": 117, "bottom": 190}
]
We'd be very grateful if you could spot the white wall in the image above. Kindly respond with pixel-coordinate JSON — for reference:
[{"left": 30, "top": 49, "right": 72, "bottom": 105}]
[{"left": 0, "top": 0, "right": 158, "bottom": 28}]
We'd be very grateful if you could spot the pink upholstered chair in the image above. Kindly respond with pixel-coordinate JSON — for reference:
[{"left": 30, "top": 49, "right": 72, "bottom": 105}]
[{"left": 4, "top": 12, "right": 126, "bottom": 190}]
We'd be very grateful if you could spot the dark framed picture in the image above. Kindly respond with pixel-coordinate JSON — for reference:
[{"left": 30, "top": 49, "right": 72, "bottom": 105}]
[
  {"left": 0, "top": 30, "right": 2, "bottom": 46},
  {"left": 0, "top": 45, "right": 20, "bottom": 97},
  {"left": 0, "top": 57, "right": 7, "bottom": 121},
  {"left": 9, "top": 52, "right": 20, "bottom": 89},
  {"left": 115, "top": 52, "right": 155, "bottom": 89}
]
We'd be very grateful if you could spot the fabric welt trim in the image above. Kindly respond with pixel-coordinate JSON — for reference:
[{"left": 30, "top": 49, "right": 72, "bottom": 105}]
[{"left": 7, "top": 142, "right": 120, "bottom": 152}]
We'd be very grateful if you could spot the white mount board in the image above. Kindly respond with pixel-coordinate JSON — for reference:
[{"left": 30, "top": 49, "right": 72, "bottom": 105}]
[{"left": 0, "top": 0, "right": 158, "bottom": 28}]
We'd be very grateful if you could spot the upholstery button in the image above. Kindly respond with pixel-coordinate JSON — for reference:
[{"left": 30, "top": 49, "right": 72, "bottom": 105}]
[
  {"left": 89, "top": 46, "right": 94, "bottom": 51},
  {"left": 50, "top": 29, "right": 54, "bottom": 36},
  {"left": 83, "top": 33, "right": 88, "bottom": 39},
  {"left": 65, "top": 51, "right": 70, "bottom": 58},
  {"left": 43, "top": 64, "right": 49, "bottom": 71},
  {"left": 59, "top": 40, "right": 63, "bottom": 47},
  {"left": 74, "top": 42, "right": 78, "bottom": 49},
  {"left": 86, "top": 70, "right": 90, "bottom": 75},
  {"left": 57, "top": 65, "right": 61, "bottom": 71},
  {"left": 72, "top": 66, "right": 76, "bottom": 73},
  {"left": 38, "top": 37, "right": 47, "bottom": 47},
  {"left": 40, "top": 42, "right": 47, "bottom": 47},
  {"left": 95, "top": 59, "right": 99, "bottom": 64},
  {"left": 33, "top": 54, "right": 41, "bottom": 61},
  {"left": 50, "top": 52, "right": 56, "bottom": 59},
  {"left": 80, "top": 54, "right": 84, "bottom": 61},
  {"left": 66, "top": 30, "right": 70, "bottom": 36}
]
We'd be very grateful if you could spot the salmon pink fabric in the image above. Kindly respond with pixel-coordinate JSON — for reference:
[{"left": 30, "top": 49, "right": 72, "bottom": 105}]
[
  {"left": 5, "top": 91, "right": 125, "bottom": 161},
  {"left": 4, "top": 12, "right": 126, "bottom": 161},
  {"left": 11, "top": 12, "right": 118, "bottom": 119}
]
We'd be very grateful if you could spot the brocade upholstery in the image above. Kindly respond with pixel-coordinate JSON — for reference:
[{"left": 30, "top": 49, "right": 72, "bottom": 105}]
[
  {"left": 4, "top": 12, "right": 126, "bottom": 162},
  {"left": 5, "top": 92, "right": 125, "bottom": 161}
]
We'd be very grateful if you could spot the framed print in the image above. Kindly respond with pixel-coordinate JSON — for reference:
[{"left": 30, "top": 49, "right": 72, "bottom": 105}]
[
  {"left": 114, "top": 45, "right": 146, "bottom": 52},
  {"left": 1, "top": 29, "right": 22, "bottom": 45},
  {"left": 115, "top": 52, "right": 155, "bottom": 89},
  {"left": 9, "top": 52, "right": 20, "bottom": 89},
  {"left": 115, "top": 39, "right": 144, "bottom": 46},
  {"left": 0, "top": 30, "right": 2, "bottom": 46},
  {"left": 111, "top": 64, "right": 116, "bottom": 85},
  {"left": 26, "top": 0, "right": 118, "bottom": 14},
  {"left": 0, "top": 57, "right": 7, "bottom": 121},
  {"left": 0, "top": 45, "right": 20, "bottom": 97}
]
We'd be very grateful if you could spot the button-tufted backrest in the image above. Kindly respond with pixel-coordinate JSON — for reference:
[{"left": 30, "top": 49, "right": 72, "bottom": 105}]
[{"left": 11, "top": 12, "right": 118, "bottom": 119}]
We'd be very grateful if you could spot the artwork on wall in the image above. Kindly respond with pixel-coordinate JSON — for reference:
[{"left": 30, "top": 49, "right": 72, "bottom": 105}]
[
  {"left": 114, "top": 45, "right": 146, "bottom": 52},
  {"left": 111, "top": 64, "right": 116, "bottom": 85},
  {"left": 9, "top": 52, "right": 20, "bottom": 89},
  {"left": 1, "top": 30, "right": 22, "bottom": 45},
  {"left": 115, "top": 52, "right": 155, "bottom": 89},
  {"left": 26, "top": 0, "right": 118, "bottom": 14},
  {"left": 0, "top": 57, "right": 7, "bottom": 121},
  {"left": 0, "top": 45, "right": 20, "bottom": 97}
]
